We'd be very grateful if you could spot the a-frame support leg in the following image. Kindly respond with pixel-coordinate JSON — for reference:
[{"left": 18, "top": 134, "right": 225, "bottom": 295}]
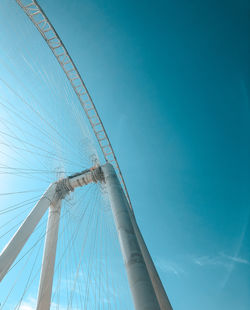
[
  {"left": 0, "top": 183, "right": 58, "bottom": 282},
  {"left": 36, "top": 200, "right": 62, "bottom": 310},
  {"left": 102, "top": 163, "right": 161, "bottom": 310}
]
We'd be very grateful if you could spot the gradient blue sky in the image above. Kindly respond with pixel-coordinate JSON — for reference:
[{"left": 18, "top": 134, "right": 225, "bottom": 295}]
[{"left": 1, "top": 0, "right": 250, "bottom": 309}]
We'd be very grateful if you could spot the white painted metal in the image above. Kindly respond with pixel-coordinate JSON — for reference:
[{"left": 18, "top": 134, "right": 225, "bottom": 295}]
[
  {"left": 102, "top": 163, "right": 161, "bottom": 310},
  {"left": 0, "top": 167, "right": 101, "bottom": 307},
  {"left": 35, "top": 168, "right": 102, "bottom": 309},
  {"left": 67, "top": 167, "right": 102, "bottom": 190},
  {"left": 0, "top": 183, "right": 58, "bottom": 282},
  {"left": 0, "top": 162, "right": 172, "bottom": 308},
  {"left": 36, "top": 200, "right": 62, "bottom": 310},
  {"left": 3, "top": 2, "right": 173, "bottom": 307},
  {"left": 130, "top": 214, "right": 173, "bottom": 310}
]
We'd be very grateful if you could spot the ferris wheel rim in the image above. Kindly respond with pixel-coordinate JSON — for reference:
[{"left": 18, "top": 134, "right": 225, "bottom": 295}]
[{"left": 15, "top": 0, "right": 133, "bottom": 210}]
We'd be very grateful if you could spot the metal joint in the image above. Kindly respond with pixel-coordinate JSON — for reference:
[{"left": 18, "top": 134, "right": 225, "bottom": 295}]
[
  {"left": 55, "top": 178, "right": 72, "bottom": 200},
  {"left": 91, "top": 166, "right": 104, "bottom": 183}
]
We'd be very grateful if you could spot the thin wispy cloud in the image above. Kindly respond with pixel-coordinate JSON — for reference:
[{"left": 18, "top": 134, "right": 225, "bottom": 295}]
[
  {"left": 221, "top": 210, "right": 250, "bottom": 288},
  {"left": 156, "top": 258, "right": 184, "bottom": 277},
  {"left": 223, "top": 254, "right": 250, "bottom": 265},
  {"left": 193, "top": 255, "right": 230, "bottom": 268},
  {"left": 193, "top": 253, "right": 250, "bottom": 269},
  {"left": 192, "top": 252, "right": 250, "bottom": 290}
]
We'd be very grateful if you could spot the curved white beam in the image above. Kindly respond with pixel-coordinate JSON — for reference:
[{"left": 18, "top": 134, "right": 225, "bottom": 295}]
[{"left": 15, "top": 0, "right": 133, "bottom": 210}]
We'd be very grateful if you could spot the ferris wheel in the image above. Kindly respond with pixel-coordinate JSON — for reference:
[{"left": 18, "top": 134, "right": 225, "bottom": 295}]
[{"left": 0, "top": 1, "right": 172, "bottom": 309}]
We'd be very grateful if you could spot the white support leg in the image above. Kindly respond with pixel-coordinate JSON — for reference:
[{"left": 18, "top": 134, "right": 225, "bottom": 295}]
[
  {"left": 130, "top": 213, "right": 173, "bottom": 310},
  {"left": 102, "top": 163, "right": 161, "bottom": 310},
  {"left": 0, "top": 168, "right": 100, "bottom": 284},
  {"left": 0, "top": 183, "right": 58, "bottom": 282},
  {"left": 36, "top": 200, "right": 62, "bottom": 310}
]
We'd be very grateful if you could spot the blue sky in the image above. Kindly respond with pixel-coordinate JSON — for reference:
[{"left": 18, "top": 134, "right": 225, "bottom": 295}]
[
  {"left": 0, "top": 0, "right": 249, "bottom": 309},
  {"left": 41, "top": 0, "right": 249, "bottom": 308}
]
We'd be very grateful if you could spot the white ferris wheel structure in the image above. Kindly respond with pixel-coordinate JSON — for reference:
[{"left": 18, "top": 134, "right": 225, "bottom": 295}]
[{"left": 0, "top": 1, "right": 173, "bottom": 309}]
